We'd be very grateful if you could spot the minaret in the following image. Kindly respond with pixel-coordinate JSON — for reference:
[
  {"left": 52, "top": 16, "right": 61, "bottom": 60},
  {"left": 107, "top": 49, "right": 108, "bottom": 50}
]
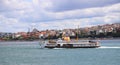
[{"left": 76, "top": 25, "right": 79, "bottom": 41}]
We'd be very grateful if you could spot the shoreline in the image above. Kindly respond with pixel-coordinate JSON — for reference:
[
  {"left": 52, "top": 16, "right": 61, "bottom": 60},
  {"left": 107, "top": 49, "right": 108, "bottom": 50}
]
[{"left": 0, "top": 38, "right": 120, "bottom": 42}]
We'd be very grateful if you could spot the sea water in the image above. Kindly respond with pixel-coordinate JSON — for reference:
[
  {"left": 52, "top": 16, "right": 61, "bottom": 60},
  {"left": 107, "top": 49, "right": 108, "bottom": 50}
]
[{"left": 0, "top": 40, "right": 120, "bottom": 65}]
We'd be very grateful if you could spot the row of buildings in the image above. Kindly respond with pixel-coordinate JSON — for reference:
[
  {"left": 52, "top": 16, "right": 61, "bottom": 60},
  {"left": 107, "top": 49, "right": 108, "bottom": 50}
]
[{"left": 0, "top": 23, "right": 120, "bottom": 41}]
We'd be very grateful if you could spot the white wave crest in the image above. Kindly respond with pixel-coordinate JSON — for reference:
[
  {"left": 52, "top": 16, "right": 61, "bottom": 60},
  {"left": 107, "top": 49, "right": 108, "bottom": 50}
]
[
  {"left": 99, "top": 46, "right": 120, "bottom": 49},
  {"left": 53, "top": 48, "right": 64, "bottom": 49}
]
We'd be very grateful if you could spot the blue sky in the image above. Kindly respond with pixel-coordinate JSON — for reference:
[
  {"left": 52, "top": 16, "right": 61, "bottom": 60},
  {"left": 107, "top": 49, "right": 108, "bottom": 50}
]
[{"left": 0, "top": 0, "right": 120, "bottom": 32}]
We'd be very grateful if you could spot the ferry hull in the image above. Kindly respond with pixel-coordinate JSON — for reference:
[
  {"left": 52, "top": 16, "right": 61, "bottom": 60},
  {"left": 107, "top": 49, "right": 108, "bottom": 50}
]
[
  {"left": 44, "top": 44, "right": 100, "bottom": 48},
  {"left": 45, "top": 46, "right": 100, "bottom": 48}
]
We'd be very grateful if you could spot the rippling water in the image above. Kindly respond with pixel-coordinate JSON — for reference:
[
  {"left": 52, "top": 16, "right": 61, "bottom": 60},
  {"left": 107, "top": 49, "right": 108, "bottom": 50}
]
[{"left": 0, "top": 40, "right": 120, "bottom": 65}]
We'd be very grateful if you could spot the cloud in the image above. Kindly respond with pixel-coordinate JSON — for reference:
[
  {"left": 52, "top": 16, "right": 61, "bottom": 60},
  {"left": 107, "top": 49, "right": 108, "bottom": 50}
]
[
  {"left": 46, "top": 3, "right": 120, "bottom": 21},
  {"left": 29, "top": 13, "right": 120, "bottom": 31},
  {"left": 0, "top": 15, "right": 30, "bottom": 32},
  {"left": 1, "top": 0, "right": 120, "bottom": 21},
  {"left": 0, "top": 0, "right": 120, "bottom": 32},
  {"left": 40, "top": 0, "right": 120, "bottom": 12}
]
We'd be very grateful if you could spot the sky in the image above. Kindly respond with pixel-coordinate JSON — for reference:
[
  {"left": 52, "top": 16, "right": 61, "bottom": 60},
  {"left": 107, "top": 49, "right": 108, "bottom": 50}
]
[{"left": 0, "top": 0, "right": 120, "bottom": 32}]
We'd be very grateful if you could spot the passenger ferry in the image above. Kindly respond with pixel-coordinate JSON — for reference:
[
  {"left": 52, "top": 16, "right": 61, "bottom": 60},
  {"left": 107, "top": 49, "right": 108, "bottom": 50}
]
[{"left": 39, "top": 37, "right": 100, "bottom": 48}]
